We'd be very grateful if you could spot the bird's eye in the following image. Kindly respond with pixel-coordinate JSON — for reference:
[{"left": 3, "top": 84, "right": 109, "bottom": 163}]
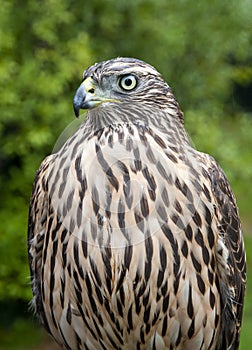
[{"left": 119, "top": 75, "right": 137, "bottom": 91}]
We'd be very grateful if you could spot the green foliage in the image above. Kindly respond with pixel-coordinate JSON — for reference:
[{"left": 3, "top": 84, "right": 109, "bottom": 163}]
[
  {"left": 0, "top": 318, "right": 44, "bottom": 350},
  {"left": 0, "top": 0, "right": 93, "bottom": 299},
  {"left": 0, "top": 1, "right": 252, "bottom": 347}
]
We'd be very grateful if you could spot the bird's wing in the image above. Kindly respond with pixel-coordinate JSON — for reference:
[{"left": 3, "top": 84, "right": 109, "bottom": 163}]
[
  {"left": 28, "top": 155, "right": 54, "bottom": 332},
  {"left": 207, "top": 156, "right": 246, "bottom": 349}
]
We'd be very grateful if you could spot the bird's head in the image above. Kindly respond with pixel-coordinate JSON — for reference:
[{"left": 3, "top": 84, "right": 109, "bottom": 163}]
[{"left": 73, "top": 57, "right": 174, "bottom": 118}]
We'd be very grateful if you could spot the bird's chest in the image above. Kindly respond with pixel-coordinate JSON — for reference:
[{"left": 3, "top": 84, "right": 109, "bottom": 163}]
[
  {"left": 46, "top": 125, "right": 221, "bottom": 349},
  {"left": 56, "top": 125, "right": 199, "bottom": 247}
]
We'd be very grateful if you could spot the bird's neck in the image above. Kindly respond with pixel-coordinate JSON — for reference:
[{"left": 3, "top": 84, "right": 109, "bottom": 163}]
[{"left": 84, "top": 103, "right": 190, "bottom": 146}]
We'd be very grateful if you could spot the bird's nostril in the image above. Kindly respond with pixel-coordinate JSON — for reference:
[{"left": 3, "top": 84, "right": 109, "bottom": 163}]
[{"left": 88, "top": 88, "right": 95, "bottom": 94}]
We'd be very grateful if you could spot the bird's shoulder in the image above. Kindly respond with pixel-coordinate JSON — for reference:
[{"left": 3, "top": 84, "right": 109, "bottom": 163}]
[
  {"left": 28, "top": 154, "right": 56, "bottom": 322},
  {"left": 195, "top": 151, "right": 246, "bottom": 348},
  {"left": 28, "top": 155, "right": 55, "bottom": 241}
]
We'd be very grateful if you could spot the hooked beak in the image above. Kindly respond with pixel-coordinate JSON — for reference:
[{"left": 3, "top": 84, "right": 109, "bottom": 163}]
[
  {"left": 73, "top": 77, "right": 96, "bottom": 117},
  {"left": 73, "top": 77, "right": 119, "bottom": 117}
]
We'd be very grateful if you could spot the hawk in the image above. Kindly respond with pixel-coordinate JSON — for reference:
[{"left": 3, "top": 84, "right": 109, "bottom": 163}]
[{"left": 28, "top": 57, "right": 246, "bottom": 349}]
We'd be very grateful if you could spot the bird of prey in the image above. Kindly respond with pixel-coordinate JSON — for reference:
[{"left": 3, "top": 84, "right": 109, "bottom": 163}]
[{"left": 28, "top": 57, "right": 246, "bottom": 350}]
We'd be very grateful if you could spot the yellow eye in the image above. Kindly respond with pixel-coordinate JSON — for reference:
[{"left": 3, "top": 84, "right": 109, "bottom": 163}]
[{"left": 119, "top": 75, "right": 137, "bottom": 91}]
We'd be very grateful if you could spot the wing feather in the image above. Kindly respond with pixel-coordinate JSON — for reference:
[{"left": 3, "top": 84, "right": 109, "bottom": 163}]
[
  {"left": 28, "top": 155, "right": 54, "bottom": 333},
  {"left": 209, "top": 158, "right": 246, "bottom": 349}
]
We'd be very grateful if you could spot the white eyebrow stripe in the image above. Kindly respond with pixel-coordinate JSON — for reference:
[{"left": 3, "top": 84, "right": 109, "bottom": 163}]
[{"left": 108, "top": 66, "right": 160, "bottom": 77}]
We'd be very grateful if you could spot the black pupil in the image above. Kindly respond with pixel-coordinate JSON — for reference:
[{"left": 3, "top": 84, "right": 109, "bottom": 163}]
[{"left": 124, "top": 78, "right": 133, "bottom": 86}]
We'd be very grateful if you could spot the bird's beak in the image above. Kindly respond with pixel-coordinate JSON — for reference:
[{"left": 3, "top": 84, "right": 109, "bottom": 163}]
[
  {"left": 73, "top": 77, "right": 97, "bottom": 117},
  {"left": 73, "top": 77, "right": 119, "bottom": 118}
]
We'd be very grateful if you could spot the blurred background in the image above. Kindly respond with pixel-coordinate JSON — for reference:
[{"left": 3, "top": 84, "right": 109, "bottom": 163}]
[{"left": 0, "top": 0, "right": 251, "bottom": 348}]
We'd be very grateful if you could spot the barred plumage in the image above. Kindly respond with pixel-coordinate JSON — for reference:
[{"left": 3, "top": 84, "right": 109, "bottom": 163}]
[{"left": 28, "top": 57, "right": 246, "bottom": 349}]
